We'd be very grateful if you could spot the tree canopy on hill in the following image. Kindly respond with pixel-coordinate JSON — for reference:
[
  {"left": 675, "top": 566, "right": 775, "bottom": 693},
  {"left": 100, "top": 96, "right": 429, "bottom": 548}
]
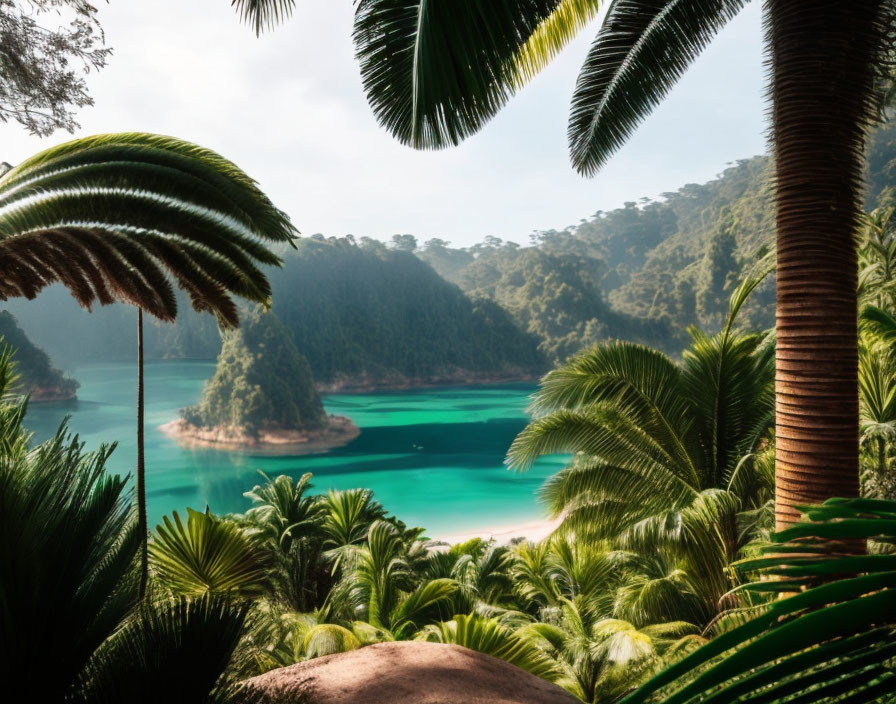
[
  {"left": 267, "top": 236, "right": 546, "bottom": 383},
  {"left": 182, "top": 308, "right": 325, "bottom": 434},
  {"left": 428, "top": 244, "right": 672, "bottom": 362},
  {"left": 0, "top": 311, "right": 78, "bottom": 400}
]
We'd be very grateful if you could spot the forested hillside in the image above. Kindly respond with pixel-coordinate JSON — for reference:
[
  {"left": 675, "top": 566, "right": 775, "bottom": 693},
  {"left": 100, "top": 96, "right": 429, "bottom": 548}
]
[
  {"left": 419, "top": 119, "right": 896, "bottom": 354},
  {"left": 1, "top": 237, "right": 546, "bottom": 387},
  {"left": 425, "top": 245, "right": 671, "bottom": 362},
  {"left": 0, "top": 312, "right": 78, "bottom": 401},
  {"left": 268, "top": 237, "right": 546, "bottom": 386}
]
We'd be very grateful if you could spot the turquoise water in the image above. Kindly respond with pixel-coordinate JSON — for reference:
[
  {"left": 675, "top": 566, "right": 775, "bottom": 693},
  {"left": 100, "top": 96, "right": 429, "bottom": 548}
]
[{"left": 23, "top": 361, "right": 565, "bottom": 535}]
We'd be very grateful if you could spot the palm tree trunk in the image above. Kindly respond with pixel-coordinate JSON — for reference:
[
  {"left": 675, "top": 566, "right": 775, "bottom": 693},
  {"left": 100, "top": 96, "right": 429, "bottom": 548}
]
[
  {"left": 771, "top": 0, "right": 883, "bottom": 531},
  {"left": 137, "top": 307, "right": 148, "bottom": 596}
]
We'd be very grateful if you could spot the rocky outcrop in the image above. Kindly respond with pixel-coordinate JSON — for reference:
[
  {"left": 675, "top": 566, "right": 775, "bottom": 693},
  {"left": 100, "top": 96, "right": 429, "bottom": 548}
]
[
  {"left": 160, "top": 414, "right": 358, "bottom": 453},
  {"left": 236, "top": 641, "right": 579, "bottom": 704}
]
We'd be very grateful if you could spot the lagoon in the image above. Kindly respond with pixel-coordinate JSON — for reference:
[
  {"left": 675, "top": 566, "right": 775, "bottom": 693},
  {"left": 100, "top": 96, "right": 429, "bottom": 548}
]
[{"left": 23, "top": 361, "right": 564, "bottom": 536}]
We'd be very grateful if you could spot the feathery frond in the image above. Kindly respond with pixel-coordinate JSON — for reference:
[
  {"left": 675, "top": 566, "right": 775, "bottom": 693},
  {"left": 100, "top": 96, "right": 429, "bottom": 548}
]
[
  {"left": 0, "top": 132, "right": 297, "bottom": 327},
  {"left": 353, "top": 0, "right": 565, "bottom": 149},
  {"left": 232, "top": 0, "right": 296, "bottom": 36},
  {"left": 568, "top": 0, "right": 748, "bottom": 175}
]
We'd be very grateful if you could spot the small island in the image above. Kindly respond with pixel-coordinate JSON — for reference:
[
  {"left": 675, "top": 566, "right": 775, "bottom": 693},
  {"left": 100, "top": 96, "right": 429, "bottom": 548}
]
[{"left": 161, "top": 308, "right": 358, "bottom": 452}]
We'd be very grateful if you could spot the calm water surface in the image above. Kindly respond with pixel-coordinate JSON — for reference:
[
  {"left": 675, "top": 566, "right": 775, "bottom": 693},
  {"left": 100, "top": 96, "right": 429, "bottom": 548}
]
[{"left": 24, "top": 361, "right": 565, "bottom": 535}]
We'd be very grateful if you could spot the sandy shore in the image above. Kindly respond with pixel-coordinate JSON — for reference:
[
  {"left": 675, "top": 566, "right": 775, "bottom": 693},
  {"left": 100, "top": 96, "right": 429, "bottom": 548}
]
[
  {"left": 435, "top": 516, "right": 562, "bottom": 545},
  {"left": 159, "top": 414, "right": 360, "bottom": 455}
]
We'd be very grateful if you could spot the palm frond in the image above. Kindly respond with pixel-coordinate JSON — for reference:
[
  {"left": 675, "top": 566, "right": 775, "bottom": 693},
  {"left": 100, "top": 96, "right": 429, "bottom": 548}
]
[
  {"left": 353, "top": 0, "right": 565, "bottom": 149},
  {"left": 232, "top": 0, "right": 296, "bottom": 36},
  {"left": 621, "top": 498, "right": 896, "bottom": 704},
  {"left": 514, "top": 0, "right": 602, "bottom": 85},
  {"left": 568, "top": 0, "right": 748, "bottom": 175},
  {"left": 0, "top": 133, "right": 297, "bottom": 326},
  {"left": 421, "top": 614, "right": 563, "bottom": 682},
  {"left": 0, "top": 417, "right": 139, "bottom": 700},
  {"left": 862, "top": 304, "right": 896, "bottom": 344},
  {"left": 391, "top": 578, "right": 458, "bottom": 639},
  {"left": 302, "top": 623, "right": 361, "bottom": 658},
  {"left": 149, "top": 508, "right": 268, "bottom": 598}
]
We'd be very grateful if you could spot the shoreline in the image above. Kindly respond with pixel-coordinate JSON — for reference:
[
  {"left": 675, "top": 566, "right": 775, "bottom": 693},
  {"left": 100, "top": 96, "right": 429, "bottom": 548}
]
[
  {"left": 314, "top": 370, "right": 544, "bottom": 394},
  {"left": 434, "top": 516, "right": 562, "bottom": 545},
  {"left": 159, "top": 414, "right": 360, "bottom": 455}
]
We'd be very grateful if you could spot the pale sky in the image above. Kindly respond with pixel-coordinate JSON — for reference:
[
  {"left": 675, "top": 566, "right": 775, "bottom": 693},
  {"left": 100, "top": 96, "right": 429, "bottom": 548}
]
[{"left": 3, "top": 1, "right": 766, "bottom": 247}]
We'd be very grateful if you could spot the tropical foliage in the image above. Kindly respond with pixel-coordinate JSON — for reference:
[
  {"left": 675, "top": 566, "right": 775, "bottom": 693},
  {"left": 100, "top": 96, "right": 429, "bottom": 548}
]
[
  {"left": 506, "top": 270, "right": 775, "bottom": 631},
  {"left": 0, "top": 349, "right": 247, "bottom": 703},
  {"left": 0, "top": 132, "right": 296, "bottom": 326},
  {"left": 621, "top": 498, "right": 896, "bottom": 704}
]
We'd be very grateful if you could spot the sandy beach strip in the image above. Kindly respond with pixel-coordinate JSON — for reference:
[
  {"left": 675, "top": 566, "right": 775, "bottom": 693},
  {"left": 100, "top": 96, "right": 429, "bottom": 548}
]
[{"left": 435, "top": 516, "right": 562, "bottom": 545}]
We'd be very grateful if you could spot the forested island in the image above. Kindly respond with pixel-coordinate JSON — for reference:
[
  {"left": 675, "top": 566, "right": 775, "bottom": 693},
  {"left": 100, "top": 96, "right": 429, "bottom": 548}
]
[
  {"left": 0, "top": 312, "right": 78, "bottom": 401},
  {"left": 162, "top": 308, "right": 358, "bottom": 451}
]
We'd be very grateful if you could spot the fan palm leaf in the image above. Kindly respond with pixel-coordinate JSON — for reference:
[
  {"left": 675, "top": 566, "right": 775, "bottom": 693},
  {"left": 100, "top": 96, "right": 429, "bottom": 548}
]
[
  {"left": 149, "top": 508, "right": 268, "bottom": 598},
  {"left": 0, "top": 132, "right": 296, "bottom": 326}
]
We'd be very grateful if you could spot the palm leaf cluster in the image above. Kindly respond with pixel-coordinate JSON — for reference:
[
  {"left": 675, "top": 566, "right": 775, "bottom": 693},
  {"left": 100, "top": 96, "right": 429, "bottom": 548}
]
[
  {"left": 146, "top": 470, "right": 736, "bottom": 703},
  {"left": 621, "top": 498, "right": 896, "bottom": 704},
  {"left": 353, "top": 0, "right": 569, "bottom": 149},
  {"left": 0, "top": 132, "right": 296, "bottom": 327},
  {"left": 0, "top": 349, "right": 247, "bottom": 704},
  {"left": 232, "top": 0, "right": 296, "bottom": 36},
  {"left": 345, "top": 0, "right": 767, "bottom": 177},
  {"left": 506, "top": 271, "right": 775, "bottom": 628},
  {"left": 859, "top": 208, "right": 896, "bottom": 500}
]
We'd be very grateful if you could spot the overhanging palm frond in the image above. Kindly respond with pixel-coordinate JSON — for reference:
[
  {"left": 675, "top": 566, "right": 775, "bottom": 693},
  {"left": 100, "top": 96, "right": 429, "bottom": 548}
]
[
  {"left": 513, "top": 0, "right": 602, "bottom": 85},
  {"left": 0, "top": 133, "right": 297, "bottom": 327},
  {"left": 620, "top": 498, "right": 896, "bottom": 704},
  {"left": 568, "top": 0, "right": 748, "bottom": 175},
  {"left": 232, "top": 0, "right": 296, "bottom": 36},
  {"left": 353, "top": 0, "right": 565, "bottom": 149}
]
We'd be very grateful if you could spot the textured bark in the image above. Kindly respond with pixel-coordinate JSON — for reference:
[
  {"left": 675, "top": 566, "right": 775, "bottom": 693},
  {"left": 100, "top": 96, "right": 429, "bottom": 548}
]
[
  {"left": 770, "top": 0, "right": 883, "bottom": 530},
  {"left": 137, "top": 307, "right": 148, "bottom": 597}
]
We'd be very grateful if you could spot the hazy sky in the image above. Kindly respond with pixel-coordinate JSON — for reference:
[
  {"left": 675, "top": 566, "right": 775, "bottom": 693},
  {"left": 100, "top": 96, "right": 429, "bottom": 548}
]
[{"left": 4, "top": 1, "right": 767, "bottom": 247}]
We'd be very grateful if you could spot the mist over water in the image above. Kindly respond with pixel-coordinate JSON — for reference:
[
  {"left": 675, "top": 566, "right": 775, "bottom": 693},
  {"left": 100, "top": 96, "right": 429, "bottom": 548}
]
[{"left": 23, "top": 361, "right": 564, "bottom": 535}]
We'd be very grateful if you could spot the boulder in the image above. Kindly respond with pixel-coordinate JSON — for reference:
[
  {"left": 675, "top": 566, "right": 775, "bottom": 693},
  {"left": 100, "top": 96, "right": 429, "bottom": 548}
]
[{"left": 237, "top": 641, "right": 579, "bottom": 704}]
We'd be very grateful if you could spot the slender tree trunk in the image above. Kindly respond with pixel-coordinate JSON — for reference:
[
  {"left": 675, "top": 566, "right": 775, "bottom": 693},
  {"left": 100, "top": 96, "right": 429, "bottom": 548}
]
[
  {"left": 770, "top": 0, "right": 883, "bottom": 532},
  {"left": 137, "top": 307, "right": 148, "bottom": 597}
]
